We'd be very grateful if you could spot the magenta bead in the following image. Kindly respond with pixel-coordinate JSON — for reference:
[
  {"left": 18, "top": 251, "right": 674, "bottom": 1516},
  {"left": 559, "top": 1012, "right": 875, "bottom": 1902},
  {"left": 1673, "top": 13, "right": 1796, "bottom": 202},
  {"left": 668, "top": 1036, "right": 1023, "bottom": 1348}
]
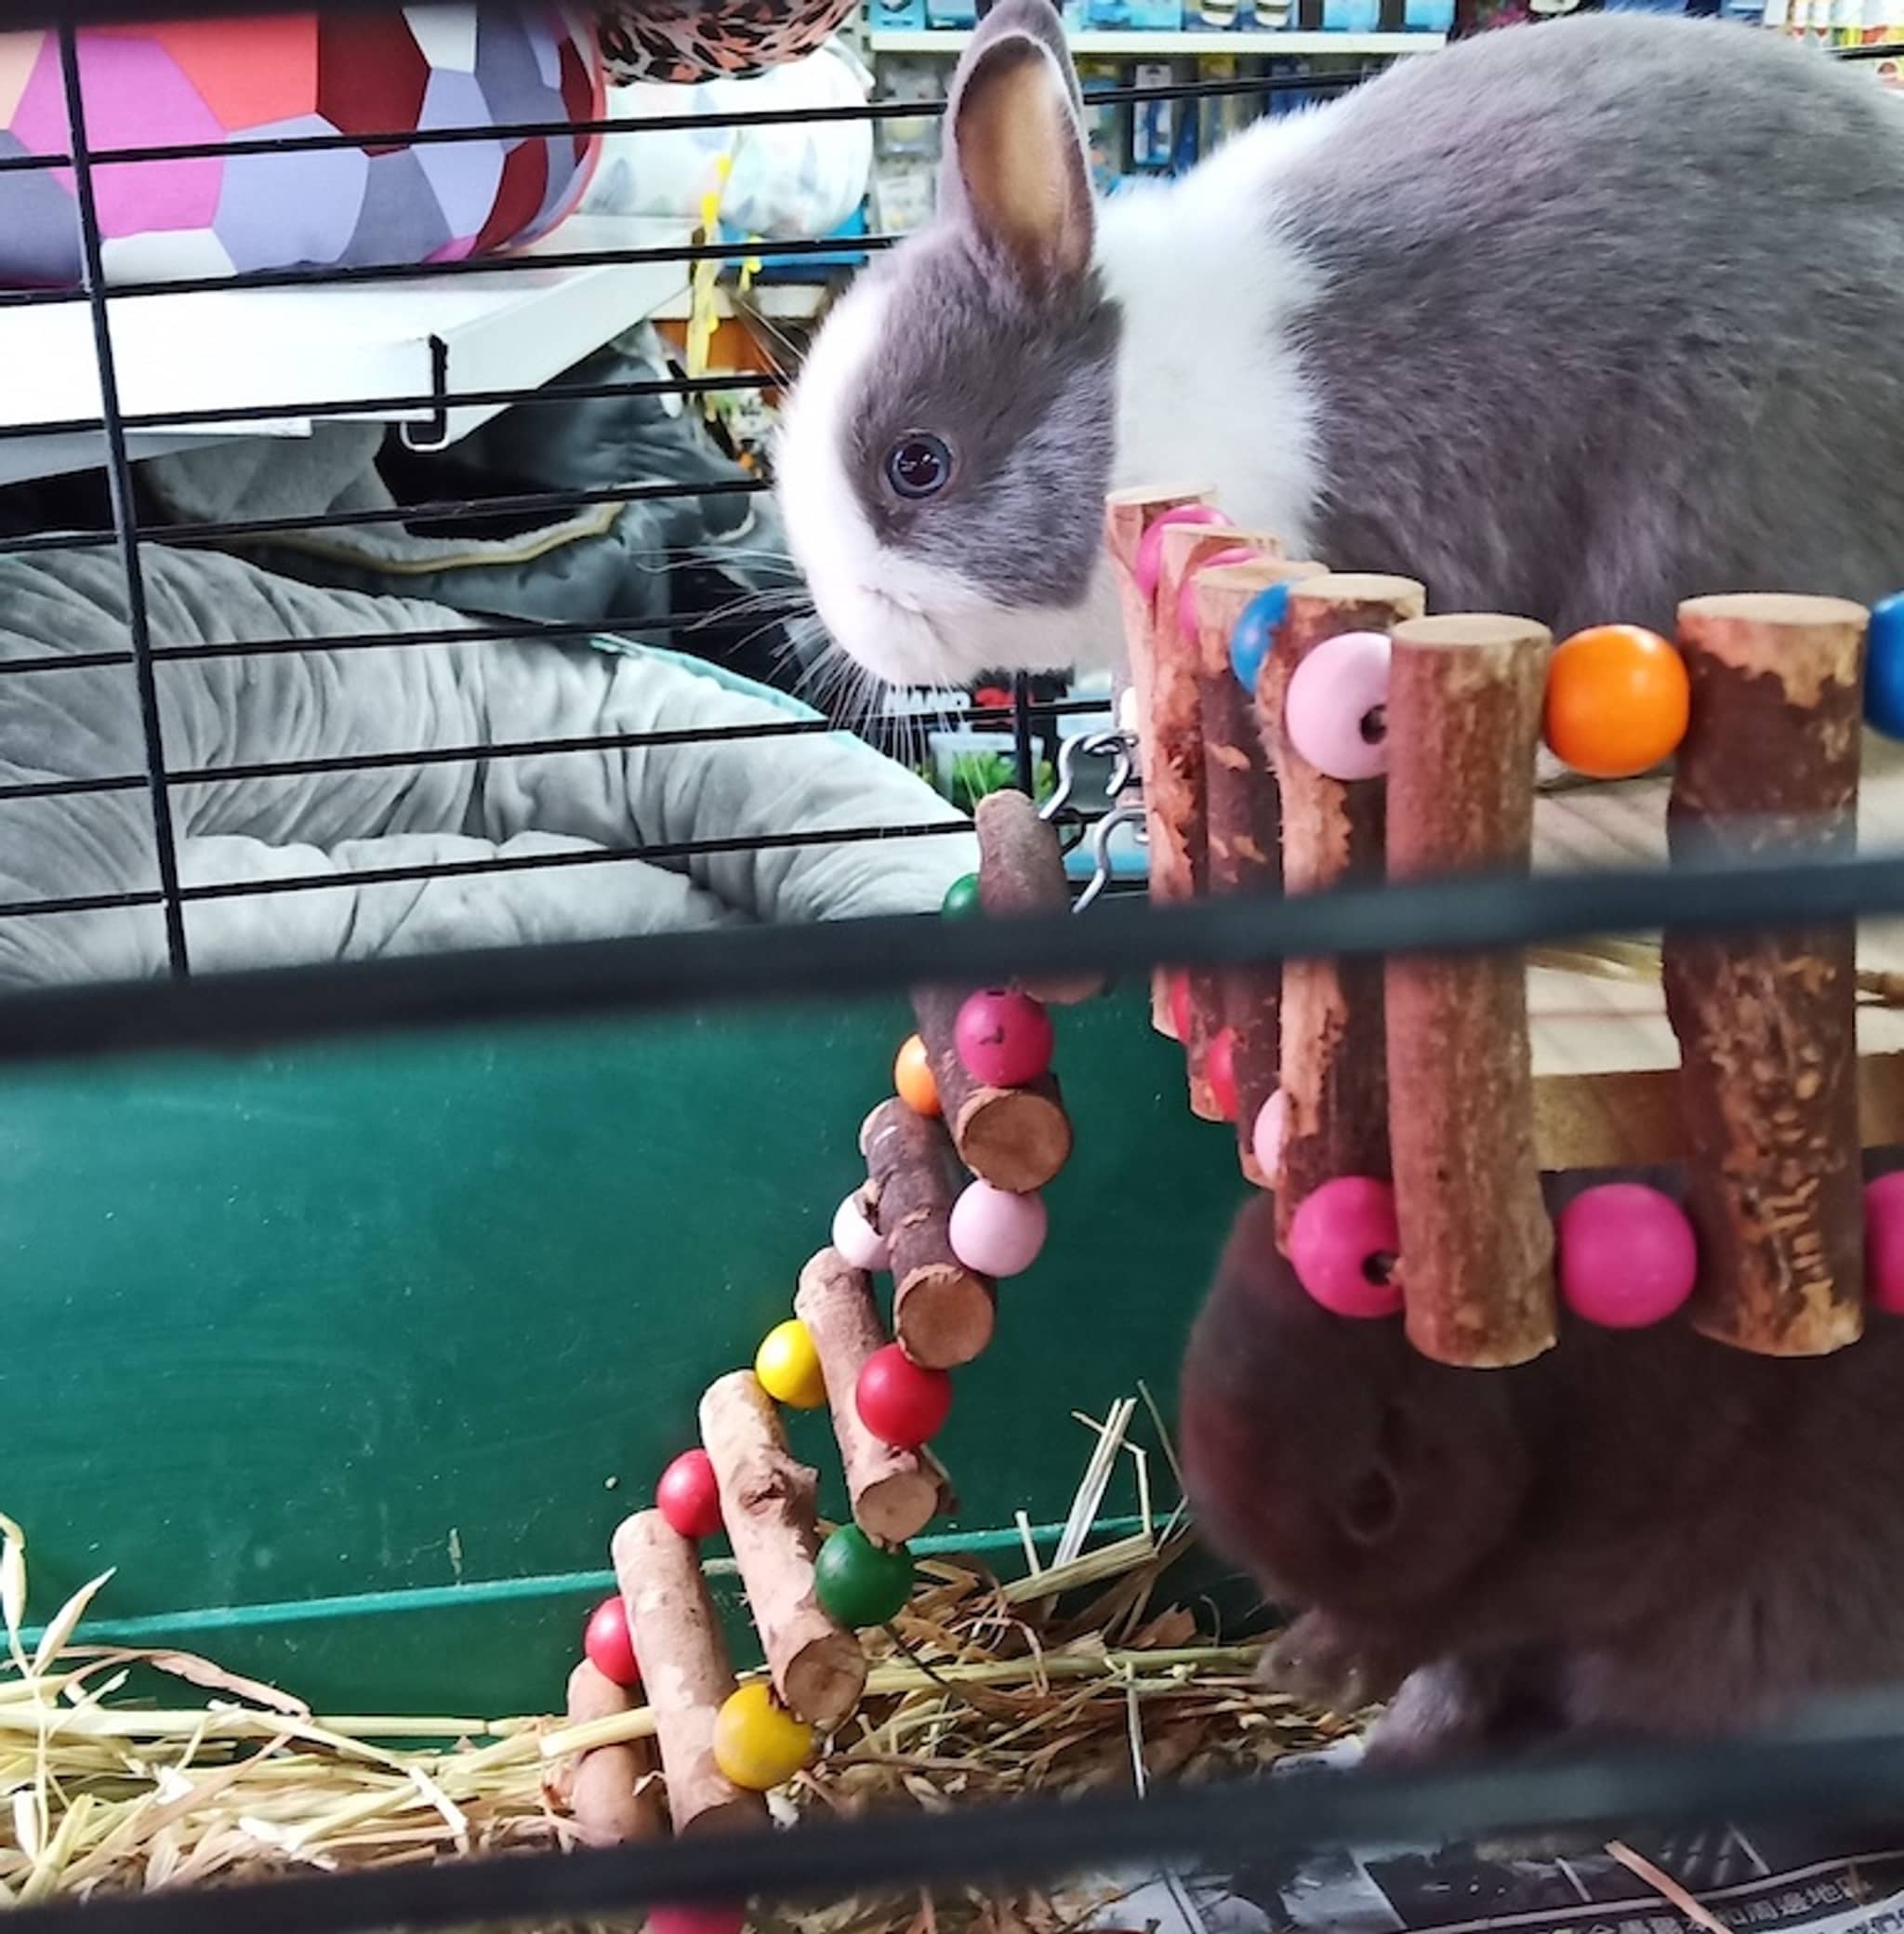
[
  {"left": 1133, "top": 504, "right": 1226, "bottom": 599},
  {"left": 1285, "top": 629, "right": 1392, "bottom": 781},
  {"left": 948, "top": 1180, "right": 1048, "bottom": 1277},
  {"left": 954, "top": 988, "right": 1054, "bottom": 1087},
  {"left": 1251, "top": 1090, "right": 1287, "bottom": 1178},
  {"left": 1867, "top": 1172, "right": 1904, "bottom": 1314},
  {"left": 832, "top": 1193, "right": 890, "bottom": 1273},
  {"left": 1287, "top": 1177, "right": 1403, "bottom": 1318},
  {"left": 1555, "top": 1184, "right": 1698, "bottom": 1329},
  {"left": 647, "top": 1907, "right": 746, "bottom": 1934},
  {"left": 1178, "top": 545, "right": 1259, "bottom": 636}
]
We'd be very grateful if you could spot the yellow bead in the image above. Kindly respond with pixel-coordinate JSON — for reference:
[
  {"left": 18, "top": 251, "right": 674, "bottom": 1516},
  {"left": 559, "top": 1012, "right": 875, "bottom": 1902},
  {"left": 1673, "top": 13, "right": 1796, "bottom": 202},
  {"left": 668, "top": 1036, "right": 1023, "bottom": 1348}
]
[
  {"left": 712, "top": 1682, "right": 815, "bottom": 1791},
  {"left": 754, "top": 1318, "right": 826, "bottom": 1410}
]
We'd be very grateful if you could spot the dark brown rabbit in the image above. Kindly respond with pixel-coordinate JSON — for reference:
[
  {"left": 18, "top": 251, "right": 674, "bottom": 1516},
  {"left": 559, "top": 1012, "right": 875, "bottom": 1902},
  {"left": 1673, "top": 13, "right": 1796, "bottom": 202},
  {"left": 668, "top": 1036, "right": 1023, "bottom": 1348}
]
[{"left": 1179, "top": 1174, "right": 1904, "bottom": 1762}]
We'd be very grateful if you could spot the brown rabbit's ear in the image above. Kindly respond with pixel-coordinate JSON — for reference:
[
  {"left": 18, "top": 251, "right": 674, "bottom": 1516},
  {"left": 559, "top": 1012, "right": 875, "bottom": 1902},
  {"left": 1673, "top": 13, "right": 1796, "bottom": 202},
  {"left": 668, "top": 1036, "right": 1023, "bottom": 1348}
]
[{"left": 940, "top": 5, "right": 1094, "bottom": 294}]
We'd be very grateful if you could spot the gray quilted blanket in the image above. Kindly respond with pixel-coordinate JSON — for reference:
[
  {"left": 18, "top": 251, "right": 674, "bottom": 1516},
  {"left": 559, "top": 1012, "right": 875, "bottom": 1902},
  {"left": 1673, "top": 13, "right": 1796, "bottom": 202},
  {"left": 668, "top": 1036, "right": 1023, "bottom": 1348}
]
[{"left": 0, "top": 545, "right": 975, "bottom": 987}]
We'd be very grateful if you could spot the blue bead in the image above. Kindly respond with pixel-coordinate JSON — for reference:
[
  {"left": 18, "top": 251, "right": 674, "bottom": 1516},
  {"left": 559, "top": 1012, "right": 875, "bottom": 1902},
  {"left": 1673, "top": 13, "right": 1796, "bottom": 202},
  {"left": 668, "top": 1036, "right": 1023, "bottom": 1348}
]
[
  {"left": 1230, "top": 581, "right": 1290, "bottom": 692},
  {"left": 1868, "top": 593, "right": 1904, "bottom": 739}
]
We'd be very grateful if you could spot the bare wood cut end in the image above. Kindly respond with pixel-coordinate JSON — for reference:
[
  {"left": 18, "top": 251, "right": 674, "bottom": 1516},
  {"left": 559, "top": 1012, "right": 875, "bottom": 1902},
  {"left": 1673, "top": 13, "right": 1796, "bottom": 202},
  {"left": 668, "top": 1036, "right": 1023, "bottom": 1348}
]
[
  {"left": 698, "top": 1373, "right": 868, "bottom": 1729},
  {"left": 550, "top": 1659, "right": 666, "bottom": 1848},
  {"left": 1386, "top": 613, "right": 1555, "bottom": 1366},
  {"left": 972, "top": 788, "right": 1101, "bottom": 1006},
  {"left": 1103, "top": 483, "right": 1214, "bottom": 569},
  {"left": 610, "top": 1510, "right": 765, "bottom": 1837},
  {"left": 794, "top": 1247, "right": 948, "bottom": 1543},
  {"left": 911, "top": 986, "right": 1075, "bottom": 1192}
]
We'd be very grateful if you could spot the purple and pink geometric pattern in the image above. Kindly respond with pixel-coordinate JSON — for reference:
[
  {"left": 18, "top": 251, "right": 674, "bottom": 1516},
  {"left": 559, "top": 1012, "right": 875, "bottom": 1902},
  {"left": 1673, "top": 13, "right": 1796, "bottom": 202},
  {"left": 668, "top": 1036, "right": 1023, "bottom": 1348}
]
[{"left": 0, "top": 4, "right": 605, "bottom": 289}]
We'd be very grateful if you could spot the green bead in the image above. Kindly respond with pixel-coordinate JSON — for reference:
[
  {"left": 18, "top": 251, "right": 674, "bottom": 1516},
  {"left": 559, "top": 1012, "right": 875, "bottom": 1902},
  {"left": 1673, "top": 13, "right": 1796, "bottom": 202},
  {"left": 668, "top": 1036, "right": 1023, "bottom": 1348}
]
[
  {"left": 814, "top": 1526, "right": 915, "bottom": 1629},
  {"left": 941, "top": 873, "right": 984, "bottom": 921}
]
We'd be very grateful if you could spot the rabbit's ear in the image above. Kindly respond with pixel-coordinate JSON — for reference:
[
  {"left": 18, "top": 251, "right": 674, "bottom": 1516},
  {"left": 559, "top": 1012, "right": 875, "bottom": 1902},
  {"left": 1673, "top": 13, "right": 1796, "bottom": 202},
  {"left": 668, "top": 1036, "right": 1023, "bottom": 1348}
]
[{"left": 940, "top": 2, "right": 1094, "bottom": 294}]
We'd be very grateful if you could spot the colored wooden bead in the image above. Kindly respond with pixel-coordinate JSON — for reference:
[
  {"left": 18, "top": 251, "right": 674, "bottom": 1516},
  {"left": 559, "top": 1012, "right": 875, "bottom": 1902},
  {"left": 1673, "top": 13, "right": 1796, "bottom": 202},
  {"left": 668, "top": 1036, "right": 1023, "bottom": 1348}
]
[
  {"left": 1230, "top": 580, "right": 1290, "bottom": 692},
  {"left": 647, "top": 1906, "right": 746, "bottom": 1934},
  {"left": 1178, "top": 544, "right": 1258, "bottom": 636},
  {"left": 948, "top": 1179, "right": 1048, "bottom": 1277},
  {"left": 813, "top": 1525, "right": 915, "bottom": 1628},
  {"left": 1206, "top": 1027, "right": 1238, "bottom": 1123},
  {"left": 855, "top": 1344, "right": 953, "bottom": 1448},
  {"left": 1251, "top": 1090, "right": 1287, "bottom": 1177},
  {"left": 1134, "top": 503, "right": 1225, "bottom": 599},
  {"left": 893, "top": 1033, "right": 941, "bottom": 1118},
  {"left": 583, "top": 1594, "right": 641, "bottom": 1689},
  {"left": 1867, "top": 593, "right": 1904, "bottom": 740},
  {"left": 1866, "top": 1172, "right": 1904, "bottom": 1314},
  {"left": 1543, "top": 624, "right": 1690, "bottom": 779},
  {"left": 1555, "top": 1183, "right": 1698, "bottom": 1328},
  {"left": 655, "top": 1448, "right": 724, "bottom": 1542},
  {"left": 755, "top": 1318, "right": 827, "bottom": 1410},
  {"left": 831, "top": 1193, "right": 890, "bottom": 1273},
  {"left": 1287, "top": 1176, "right": 1404, "bottom": 1318},
  {"left": 1168, "top": 973, "right": 1192, "bottom": 1042},
  {"left": 711, "top": 1682, "right": 815, "bottom": 1791},
  {"left": 1284, "top": 629, "right": 1392, "bottom": 781},
  {"left": 941, "top": 872, "right": 983, "bottom": 920},
  {"left": 954, "top": 988, "right": 1054, "bottom": 1088}
]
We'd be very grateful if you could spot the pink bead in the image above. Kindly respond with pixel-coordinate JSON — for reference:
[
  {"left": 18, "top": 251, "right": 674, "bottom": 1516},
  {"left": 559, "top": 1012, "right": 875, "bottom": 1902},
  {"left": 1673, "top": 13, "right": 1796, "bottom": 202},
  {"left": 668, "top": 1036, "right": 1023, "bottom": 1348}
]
[
  {"left": 647, "top": 1907, "right": 746, "bottom": 1934},
  {"left": 831, "top": 1193, "right": 890, "bottom": 1273},
  {"left": 1287, "top": 1177, "right": 1403, "bottom": 1318},
  {"left": 1251, "top": 1090, "right": 1287, "bottom": 1177},
  {"left": 1555, "top": 1183, "right": 1698, "bottom": 1329},
  {"left": 949, "top": 1180, "right": 1048, "bottom": 1277},
  {"left": 1866, "top": 1172, "right": 1904, "bottom": 1314},
  {"left": 954, "top": 988, "right": 1054, "bottom": 1088},
  {"left": 1206, "top": 1027, "right": 1238, "bottom": 1122},
  {"left": 1285, "top": 629, "right": 1392, "bottom": 781},
  {"left": 1133, "top": 504, "right": 1226, "bottom": 599},
  {"left": 1178, "top": 545, "right": 1259, "bottom": 636}
]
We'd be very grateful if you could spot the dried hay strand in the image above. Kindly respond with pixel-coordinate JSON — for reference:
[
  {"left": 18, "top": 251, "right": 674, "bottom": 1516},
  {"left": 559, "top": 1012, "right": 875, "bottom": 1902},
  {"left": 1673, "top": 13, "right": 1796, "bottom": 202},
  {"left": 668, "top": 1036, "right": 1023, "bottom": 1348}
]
[{"left": 0, "top": 1404, "right": 1361, "bottom": 1933}]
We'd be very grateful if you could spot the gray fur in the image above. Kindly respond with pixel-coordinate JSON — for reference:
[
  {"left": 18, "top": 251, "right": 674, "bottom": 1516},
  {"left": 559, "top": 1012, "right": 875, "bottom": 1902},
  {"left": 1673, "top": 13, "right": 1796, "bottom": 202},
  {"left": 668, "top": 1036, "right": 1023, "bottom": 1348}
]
[{"left": 1276, "top": 14, "right": 1904, "bottom": 632}]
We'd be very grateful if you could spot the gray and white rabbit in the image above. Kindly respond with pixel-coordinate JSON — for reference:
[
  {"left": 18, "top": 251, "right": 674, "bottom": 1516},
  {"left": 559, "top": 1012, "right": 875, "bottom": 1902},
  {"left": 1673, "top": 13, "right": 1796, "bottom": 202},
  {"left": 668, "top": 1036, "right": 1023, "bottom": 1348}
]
[{"left": 775, "top": 1, "right": 1904, "bottom": 687}]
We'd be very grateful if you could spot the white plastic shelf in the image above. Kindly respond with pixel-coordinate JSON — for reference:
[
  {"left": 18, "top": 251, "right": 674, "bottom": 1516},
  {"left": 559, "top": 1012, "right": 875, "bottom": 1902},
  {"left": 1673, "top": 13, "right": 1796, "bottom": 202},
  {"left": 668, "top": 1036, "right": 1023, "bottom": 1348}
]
[
  {"left": 867, "top": 26, "right": 1446, "bottom": 51},
  {"left": 0, "top": 216, "right": 694, "bottom": 490}
]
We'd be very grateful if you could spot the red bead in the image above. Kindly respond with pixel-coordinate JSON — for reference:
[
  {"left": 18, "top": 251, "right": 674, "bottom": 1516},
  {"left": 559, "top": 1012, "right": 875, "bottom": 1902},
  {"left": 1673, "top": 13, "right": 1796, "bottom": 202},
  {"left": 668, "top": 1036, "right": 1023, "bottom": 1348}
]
[
  {"left": 954, "top": 988, "right": 1053, "bottom": 1088},
  {"left": 647, "top": 1906, "right": 746, "bottom": 1934},
  {"left": 1168, "top": 973, "right": 1192, "bottom": 1042},
  {"left": 1287, "top": 1177, "right": 1404, "bottom": 1318},
  {"left": 1207, "top": 1027, "right": 1238, "bottom": 1122},
  {"left": 656, "top": 1449, "right": 724, "bottom": 1542},
  {"left": 1867, "top": 1172, "right": 1904, "bottom": 1315},
  {"left": 855, "top": 1344, "right": 953, "bottom": 1448},
  {"left": 1556, "top": 1183, "right": 1698, "bottom": 1329},
  {"left": 583, "top": 1595, "right": 641, "bottom": 1689}
]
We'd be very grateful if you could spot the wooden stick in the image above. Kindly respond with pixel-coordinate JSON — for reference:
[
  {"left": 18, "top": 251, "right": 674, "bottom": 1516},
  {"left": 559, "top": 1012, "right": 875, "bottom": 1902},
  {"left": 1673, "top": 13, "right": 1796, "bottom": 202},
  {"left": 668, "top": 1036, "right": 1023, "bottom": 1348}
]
[
  {"left": 1263, "top": 573, "right": 1425, "bottom": 1250},
  {"left": 548, "top": 1659, "right": 667, "bottom": 1847},
  {"left": 972, "top": 788, "right": 1101, "bottom": 1007},
  {"left": 1385, "top": 614, "right": 1557, "bottom": 1368},
  {"left": 794, "top": 1247, "right": 948, "bottom": 1543},
  {"left": 699, "top": 1371, "right": 867, "bottom": 1729},
  {"left": 910, "top": 984, "right": 1073, "bottom": 1193},
  {"left": 1192, "top": 558, "right": 1326, "bottom": 1185},
  {"left": 1662, "top": 591, "right": 1870, "bottom": 1357},
  {"left": 1104, "top": 483, "right": 1216, "bottom": 1035},
  {"left": 611, "top": 1511, "right": 765, "bottom": 1837},
  {"left": 861, "top": 1096, "right": 997, "bottom": 1368},
  {"left": 1155, "top": 524, "right": 1283, "bottom": 1120}
]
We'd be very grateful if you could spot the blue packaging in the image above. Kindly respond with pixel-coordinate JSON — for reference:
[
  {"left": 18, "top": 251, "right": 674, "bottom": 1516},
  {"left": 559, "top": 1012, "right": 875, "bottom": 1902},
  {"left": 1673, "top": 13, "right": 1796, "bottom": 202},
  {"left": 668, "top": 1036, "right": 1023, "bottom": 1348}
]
[
  {"left": 1402, "top": 0, "right": 1454, "bottom": 28},
  {"left": 1319, "top": 0, "right": 1382, "bottom": 29},
  {"left": 1085, "top": 0, "right": 1181, "bottom": 27},
  {"left": 866, "top": 0, "right": 927, "bottom": 29},
  {"left": 923, "top": 0, "right": 977, "bottom": 27}
]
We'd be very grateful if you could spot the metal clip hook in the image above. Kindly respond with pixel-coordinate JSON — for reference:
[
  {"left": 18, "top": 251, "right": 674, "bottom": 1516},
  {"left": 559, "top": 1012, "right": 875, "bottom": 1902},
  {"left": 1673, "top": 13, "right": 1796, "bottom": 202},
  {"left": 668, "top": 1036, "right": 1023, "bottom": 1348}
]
[
  {"left": 1040, "top": 728, "right": 1140, "bottom": 824},
  {"left": 1073, "top": 802, "right": 1145, "bottom": 913}
]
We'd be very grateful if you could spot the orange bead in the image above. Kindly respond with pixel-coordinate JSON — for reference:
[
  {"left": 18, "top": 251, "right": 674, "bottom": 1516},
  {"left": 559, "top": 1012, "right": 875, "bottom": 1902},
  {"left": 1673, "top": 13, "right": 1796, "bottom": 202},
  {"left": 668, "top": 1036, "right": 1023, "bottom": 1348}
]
[
  {"left": 893, "top": 1033, "right": 941, "bottom": 1117},
  {"left": 1544, "top": 624, "right": 1691, "bottom": 780}
]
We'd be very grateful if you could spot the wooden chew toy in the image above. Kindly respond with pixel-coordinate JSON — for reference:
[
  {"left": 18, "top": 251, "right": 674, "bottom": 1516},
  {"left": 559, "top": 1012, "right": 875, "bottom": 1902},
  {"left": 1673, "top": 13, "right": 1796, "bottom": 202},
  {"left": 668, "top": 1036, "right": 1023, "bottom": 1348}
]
[
  {"left": 1385, "top": 613, "right": 1557, "bottom": 1368},
  {"left": 909, "top": 984, "right": 1073, "bottom": 1193},
  {"left": 699, "top": 1372, "right": 868, "bottom": 1729},
  {"left": 1662, "top": 591, "right": 1871, "bottom": 1356},
  {"left": 1191, "top": 557, "right": 1325, "bottom": 1185},
  {"left": 611, "top": 1510, "right": 766, "bottom": 1835},
  {"left": 549, "top": 1660, "right": 667, "bottom": 1848},
  {"left": 1104, "top": 483, "right": 1216, "bottom": 1036},
  {"left": 1263, "top": 572, "right": 1426, "bottom": 1251},
  {"left": 860, "top": 1098, "right": 997, "bottom": 1367},
  {"left": 972, "top": 788, "right": 1101, "bottom": 1006},
  {"left": 1151, "top": 523, "right": 1285, "bottom": 1120},
  {"left": 794, "top": 1245, "right": 950, "bottom": 1542}
]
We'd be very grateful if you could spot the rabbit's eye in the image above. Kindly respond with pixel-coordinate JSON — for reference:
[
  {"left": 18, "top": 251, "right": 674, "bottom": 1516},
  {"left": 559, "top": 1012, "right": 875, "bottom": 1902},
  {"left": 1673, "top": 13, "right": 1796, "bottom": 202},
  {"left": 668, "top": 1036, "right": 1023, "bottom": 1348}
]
[{"left": 884, "top": 432, "right": 953, "bottom": 501}]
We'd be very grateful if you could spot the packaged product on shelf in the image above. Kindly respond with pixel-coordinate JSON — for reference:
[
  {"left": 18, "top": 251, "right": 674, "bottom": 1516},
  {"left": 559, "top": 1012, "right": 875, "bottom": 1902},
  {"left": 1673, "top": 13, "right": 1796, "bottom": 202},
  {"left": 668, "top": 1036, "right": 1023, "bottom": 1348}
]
[
  {"left": 1264, "top": 54, "right": 1316, "bottom": 116},
  {"left": 1192, "top": 0, "right": 1240, "bottom": 25},
  {"left": 1130, "top": 60, "right": 1182, "bottom": 171},
  {"left": 869, "top": 57, "right": 941, "bottom": 234},
  {"left": 1078, "top": 60, "right": 1130, "bottom": 192},
  {"left": 1085, "top": 0, "right": 1182, "bottom": 28},
  {"left": 1319, "top": 0, "right": 1382, "bottom": 31},
  {"left": 1197, "top": 57, "right": 1262, "bottom": 152},
  {"left": 922, "top": 0, "right": 976, "bottom": 27},
  {"left": 1402, "top": 0, "right": 1456, "bottom": 29},
  {"left": 864, "top": 0, "right": 926, "bottom": 29}
]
